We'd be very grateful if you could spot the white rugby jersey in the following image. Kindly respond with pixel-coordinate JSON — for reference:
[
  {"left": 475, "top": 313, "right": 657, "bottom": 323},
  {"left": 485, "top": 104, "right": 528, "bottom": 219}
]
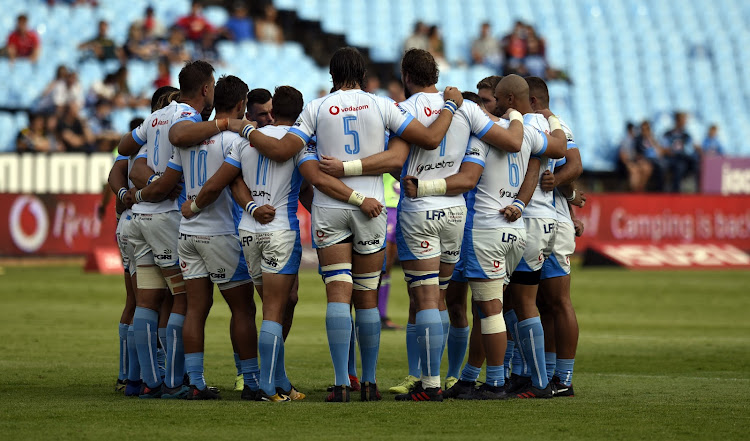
[
  {"left": 167, "top": 130, "right": 242, "bottom": 236},
  {"left": 551, "top": 117, "right": 577, "bottom": 226},
  {"left": 226, "top": 125, "right": 317, "bottom": 233},
  {"left": 288, "top": 89, "right": 414, "bottom": 209},
  {"left": 132, "top": 101, "right": 199, "bottom": 214},
  {"left": 521, "top": 113, "right": 558, "bottom": 220},
  {"left": 466, "top": 119, "right": 548, "bottom": 229},
  {"left": 398, "top": 93, "right": 494, "bottom": 212}
]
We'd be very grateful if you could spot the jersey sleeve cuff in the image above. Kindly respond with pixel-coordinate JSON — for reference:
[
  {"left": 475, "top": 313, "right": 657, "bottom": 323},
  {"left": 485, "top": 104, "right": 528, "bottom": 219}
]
[
  {"left": 167, "top": 162, "right": 182, "bottom": 172},
  {"left": 131, "top": 128, "right": 146, "bottom": 146},
  {"left": 393, "top": 114, "right": 414, "bottom": 137},
  {"left": 567, "top": 141, "right": 578, "bottom": 150},
  {"left": 475, "top": 120, "right": 494, "bottom": 139},
  {"left": 538, "top": 132, "right": 549, "bottom": 156},
  {"left": 135, "top": 154, "right": 147, "bottom": 160},
  {"left": 224, "top": 157, "right": 241, "bottom": 168},
  {"left": 288, "top": 127, "right": 311, "bottom": 144},
  {"left": 462, "top": 157, "right": 486, "bottom": 167},
  {"left": 297, "top": 155, "right": 318, "bottom": 166},
  {"left": 115, "top": 155, "right": 128, "bottom": 161},
  {"left": 554, "top": 157, "right": 567, "bottom": 168},
  {"left": 172, "top": 114, "right": 203, "bottom": 126}
]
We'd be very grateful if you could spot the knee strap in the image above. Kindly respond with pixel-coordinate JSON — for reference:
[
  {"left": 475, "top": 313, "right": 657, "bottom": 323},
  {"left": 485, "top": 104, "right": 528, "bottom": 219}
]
[
  {"left": 470, "top": 279, "right": 504, "bottom": 302},
  {"left": 137, "top": 265, "right": 167, "bottom": 289},
  {"left": 165, "top": 267, "right": 186, "bottom": 295},
  {"left": 480, "top": 314, "right": 506, "bottom": 334},
  {"left": 403, "top": 270, "right": 439, "bottom": 288},
  {"left": 352, "top": 271, "right": 381, "bottom": 291},
  {"left": 439, "top": 276, "right": 451, "bottom": 290},
  {"left": 510, "top": 269, "right": 542, "bottom": 286},
  {"left": 321, "top": 263, "right": 353, "bottom": 284}
]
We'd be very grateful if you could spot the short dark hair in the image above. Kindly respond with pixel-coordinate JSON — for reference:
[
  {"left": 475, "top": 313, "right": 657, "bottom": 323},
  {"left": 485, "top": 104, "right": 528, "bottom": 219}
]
[
  {"left": 476, "top": 75, "right": 502, "bottom": 91},
  {"left": 272, "top": 86, "right": 303, "bottom": 121},
  {"left": 525, "top": 76, "right": 550, "bottom": 107},
  {"left": 247, "top": 88, "right": 272, "bottom": 107},
  {"left": 178, "top": 60, "right": 215, "bottom": 97},
  {"left": 462, "top": 91, "right": 483, "bottom": 108},
  {"left": 18, "top": 14, "right": 28, "bottom": 22},
  {"left": 130, "top": 117, "right": 145, "bottom": 131},
  {"left": 330, "top": 47, "right": 366, "bottom": 90},
  {"left": 151, "top": 85, "right": 178, "bottom": 112},
  {"left": 401, "top": 48, "right": 439, "bottom": 87},
  {"left": 213, "top": 75, "right": 249, "bottom": 113}
]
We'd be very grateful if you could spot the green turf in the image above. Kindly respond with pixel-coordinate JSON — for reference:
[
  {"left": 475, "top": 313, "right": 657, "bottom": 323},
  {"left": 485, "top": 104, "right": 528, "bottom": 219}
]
[{"left": 1, "top": 264, "right": 748, "bottom": 440}]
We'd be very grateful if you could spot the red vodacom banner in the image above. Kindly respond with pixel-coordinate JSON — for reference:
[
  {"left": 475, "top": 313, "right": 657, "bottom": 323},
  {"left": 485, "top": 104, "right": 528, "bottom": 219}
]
[
  {"left": 0, "top": 194, "right": 117, "bottom": 256},
  {"left": 574, "top": 194, "right": 750, "bottom": 250}
]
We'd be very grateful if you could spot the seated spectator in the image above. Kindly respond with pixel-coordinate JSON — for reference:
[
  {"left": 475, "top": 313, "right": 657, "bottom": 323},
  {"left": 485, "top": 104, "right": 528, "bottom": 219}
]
[
  {"left": 222, "top": 3, "right": 255, "bottom": 42},
  {"left": 56, "top": 103, "right": 95, "bottom": 153},
  {"left": 662, "top": 112, "right": 699, "bottom": 192},
  {"left": 3, "top": 15, "right": 40, "bottom": 62},
  {"left": 16, "top": 113, "right": 58, "bottom": 152},
  {"left": 471, "top": 22, "right": 501, "bottom": 71},
  {"left": 35, "top": 65, "right": 69, "bottom": 114},
  {"left": 123, "top": 23, "right": 158, "bottom": 61},
  {"left": 153, "top": 58, "right": 172, "bottom": 89},
  {"left": 635, "top": 121, "right": 667, "bottom": 192},
  {"left": 256, "top": 4, "right": 283, "bottom": 44},
  {"left": 160, "top": 27, "right": 191, "bottom": 64},
  {"left": 87, "top": 72, "right": 118, "bottom": 107},
  {"left": 403, "top": 21, "right": 429, "bottom": 52},
  {"left": 701, "top": 124, "right": 724, "bottom": 156},
  {"left": 88, "top": 100, "right": 121, "bottom": 152},
  {"left": 51, "top": 71, "right": 85, "bottom": 115},
  {"left": 523, "top": 35, "right": 547, "bottom": 78},
  {"left": 176, "top": 1, "right": 214, "bottom": 43},
  {"left": 501, "top": 21, "right": 528, "bottom": 74},
  {"left": 134, "top": 6, "right": 166, "bottom": 40},
  {"left": 78, "top": 20, "right": 122, "bottom": 61},
  {"left": 427, "top": 26, "right": 447, "bottom": 68},
  {"left": 618, "top": 122, "right": 652, "bottom": 192},
  {"left": 193, "top": 32, "right": 219, "bottom": 64}
]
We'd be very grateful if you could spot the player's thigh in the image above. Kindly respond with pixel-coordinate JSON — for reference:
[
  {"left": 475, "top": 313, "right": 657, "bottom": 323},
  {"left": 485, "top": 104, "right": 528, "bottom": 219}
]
[
  {"left": 464, "top": 227, "right": 524, "bottom": 282},
  {"left": 542, "top": 221, "right": 575, "bottom": 279},
  {"left": 259, "top": 230, "right": 302, "bottom": 277},
  {"left": 194, "top": 234, "right": 250, "bottom": 285},
  {"left": 396, "top": 209, "right": 442, "bottom": 262},
  {"left": 239, "top": 230, "right": 263, "bottom": 285},
  {"left": 129, "top": 214, "right": 154, "bottom": 265},
  {"left": 178, "top": 234, "right": 209, "bottom": 281},
  {"left": 312, "top": 205, "right": 353, "bottom": 250},
  {"left": 518, "top": 218, "right": 555, "bottom": 272},
  {"left": 438, "top": 205, "right": 467, "bottom": 264},
  {"left": 351, "top": 208, "right": 387, "bottom": 255},
  {"left": 141, "top": 211, "right": 181, "bottom": 268}
]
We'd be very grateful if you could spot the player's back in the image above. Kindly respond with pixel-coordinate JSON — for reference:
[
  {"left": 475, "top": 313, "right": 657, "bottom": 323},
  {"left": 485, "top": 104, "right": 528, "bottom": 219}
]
[
  {"left": 132, "top": 101, "right": 197, "bottom": 214},
  {"left": 522, "top": 113, "right": 557, "bottom": 220},
  {"left": 399, "top": 94, "right": 494, "bottom": 212},
  {"left": 171, "top": 131, "right": 241, "bottom": 236}
]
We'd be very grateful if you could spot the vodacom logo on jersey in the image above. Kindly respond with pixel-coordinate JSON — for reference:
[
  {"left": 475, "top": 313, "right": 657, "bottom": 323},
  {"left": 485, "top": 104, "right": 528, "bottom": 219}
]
[
  {"left": 330, "top": 104, "right": 369, "bottom": 115},
  {"left": 424, "top": 107, "right": 441, "bottom": 117}
]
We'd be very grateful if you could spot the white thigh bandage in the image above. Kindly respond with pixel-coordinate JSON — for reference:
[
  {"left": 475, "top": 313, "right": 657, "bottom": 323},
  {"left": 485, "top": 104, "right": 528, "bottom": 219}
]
[
  {"left": 403, "top": 270, "right": 439, "bottom": 288},
  {"left": 480, "top": 314, "right": 507, "bottom": 334},
  {"left": 218, "top": 279, "right": 252, "bottom": 291},
  {"left": 352, "top": 271, "right": 381, "bottom": 291},
  {"left": 321, "top": 263, "right": 353, "bottom": 284},
  {"left": 165, "top": 267, "right": 186, "bottom": 295},
  {"left": 470, "top": 279, "right": 504, "bottom": 302},
  {"left": 439, "top": 276, "right": 451, "bottom": 290},
  {"left": 137, "top": 265, "right": 167, "bottom": 289}
]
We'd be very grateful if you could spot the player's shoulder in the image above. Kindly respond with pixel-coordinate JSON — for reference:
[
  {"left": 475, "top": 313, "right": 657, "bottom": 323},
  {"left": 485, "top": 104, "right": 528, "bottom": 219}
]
[
  {"left": 466, "top": 135, "right": 489, "bottom": 156},
  {"left": 258, "top": 124, "right": 288, "bottom": 137},
  {"left": 556, "top": 116, "right": 576, "bottom": 143}
]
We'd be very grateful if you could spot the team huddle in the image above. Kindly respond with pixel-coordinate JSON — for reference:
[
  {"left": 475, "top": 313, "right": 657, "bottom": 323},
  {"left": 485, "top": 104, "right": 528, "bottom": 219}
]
[{"left": 109, "top": 46, "right": 584, "bottom": 402}]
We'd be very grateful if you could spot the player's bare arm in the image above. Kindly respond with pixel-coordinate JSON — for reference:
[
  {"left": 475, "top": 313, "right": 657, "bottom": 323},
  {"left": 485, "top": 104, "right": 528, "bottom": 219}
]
[
  {"left": 402, "top": 162, "right": 484, "bottom": 198},
  {"left": 398, "top": 87, "right": 463, "bottom": 149},
  {"left": 117, "top": 132, "right": 142, "bottom": 156},
  {"left": 318, "top": 136, "right": 410, "bottom": 178},
  {"left": 128, "top": 157, "right": 156, "bottom": 189},
  {"left": 228, "top": 175, "right": 275, "bottom": 225},
  {"left": 480, "top": 117, "right": 524, "bottom": 153},
  {"left": 168, "top": 118, "right": 242, "bottom": 148},
  {"left": 136, "top": 167, "right": 182, "bottom": 203},
  {"left": 232, "top": 121, "right": 305, "bottom": 162},
  {"left": 298, "top": 180, "right": 313, "bottom": 213},
  {"left": 108, "top": 159, "right": 134, "bottom": 208},
  {"left": 298, "top": 160, "right": 383, "bottom": 218},
  {"left": 541, "top": 148, "right": 582, "bottom": 191}
]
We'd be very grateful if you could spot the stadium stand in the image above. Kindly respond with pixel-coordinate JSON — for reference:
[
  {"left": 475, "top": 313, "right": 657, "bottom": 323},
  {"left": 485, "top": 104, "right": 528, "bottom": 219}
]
[{"left": 0, "top": 0, "right": 747, "bottom": 170}]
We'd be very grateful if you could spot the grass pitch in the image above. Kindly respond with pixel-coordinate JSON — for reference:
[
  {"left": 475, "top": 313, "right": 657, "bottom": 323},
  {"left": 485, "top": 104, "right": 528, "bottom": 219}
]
[{"left": 0, "top": 263, "right": 748, "bottom": 440}]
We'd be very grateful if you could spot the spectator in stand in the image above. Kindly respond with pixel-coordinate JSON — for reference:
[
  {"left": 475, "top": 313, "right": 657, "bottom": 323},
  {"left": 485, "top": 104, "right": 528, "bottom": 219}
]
[
  {"left": 36, "top": 65, "right": 69, "bottom": 113},
  {"left": 427, "top": 25, "right": 447, "bottom": 68},
  {"left": 387, "top": 78, "right": 405, "bottom": 103},
  {"left": 618, "top": 122, "right": 652, "bottom": 192},
  {"left": 176, "top": 1, "right": 214, "bottom": 43},
  {"left": 471, "top": 22, "right": 501, "bottom": 71},
  {"left": 701, "top": 125, "right": 724, "bottom": 156},
  {"left": 89, "top": 99, "right": 121, "bottom": 151},
  {"left": 222, "top": 3, "right": 255, "bottom": 42},
  {"left": 87, "top": 72, "right": 119, "bottom": 107},
  {"left": 523, "top": 35, "right": 547, "bottom": 78},
  {"left": 55, "top": 103, "right": 95, "bottom": 153},
  {"left": 635, "top": 120, "right": 667, "bottom": 192},
  {"left": 161, "top": 27, "right": 191, "bottom": 64},
  {"left": 16, "top": 114, "right": 58, "bottom": 152},
  {"left": 52, "top": 71, "right": 85, "bottom": 115},
  {"left": 78, "top": 20, "right": 121, "bottom": 61},
  {"left": 134, "top": 6, "right": 166, "bottom": 40},
  {"left": 255, "top": 4, "right": 283, "bottom": 44},
  {"left": 662, "top": 112, "right": 699, "bottom": 192},
  {"left": 153, "top": 58, "right": 171, "bottom": 89},
  {"left": 501, "top": 21, "right": 528, "bottom": 74},
  {"left": 194, "top": 32, "right": 219, "bottom": 63},
  {"left": 123, "top": 23, "right": 158, "bottom": 61},
  {"left": 403, "top": 21, "right": 429, "bottom": 52},
  {"left": 3, "top": 15, "right": 40, "bottom": 62}
]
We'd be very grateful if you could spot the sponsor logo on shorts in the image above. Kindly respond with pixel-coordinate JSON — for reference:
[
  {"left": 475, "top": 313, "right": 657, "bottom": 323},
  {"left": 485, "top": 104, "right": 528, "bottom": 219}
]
[
  {"left": 357, "top": 239, "right": 380, "bottom": 246},
  {"left": 492, "top": 260, "right": 503, "bottom": 273},
  {"left": 426, "top": 210, "right": 445, "bottom": 221},
  {"left": 444, "top": 250, "right": 459, "bottom": 256},
  {"left": 209, "top": 267, "right": 227, "bottom": 279},
  {"left": 543, "top": 223, "right": 555, "bottom": 234},
  {"left": 241, "top": 236, "right": 253, "bottom": 246},
  {"left": 500, "top": 233, "right": 518, "bottom": 243},
  {"left": 315, "top": 230, "right": 326, "bottom": 238},
  {"left": 180, "top": 261, "right": 187, "bottom": 269},
  {"left": 262, "top": 256, "right": 279, "bottom": 268},
  {"left": 420, "top": 240, "right": 430, "bottom": 248},
  {"left": 154, "top": 253, "right": 172, "bottom": 261},
  {"left": 416, "top": 160, "right": 454, "bottom": 175}
]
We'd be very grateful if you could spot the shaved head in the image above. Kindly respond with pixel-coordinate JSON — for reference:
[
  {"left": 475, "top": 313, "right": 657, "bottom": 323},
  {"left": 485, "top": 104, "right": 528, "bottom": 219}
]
[{"left": 493, "top": 74, "right": 530, "bottom": 116}]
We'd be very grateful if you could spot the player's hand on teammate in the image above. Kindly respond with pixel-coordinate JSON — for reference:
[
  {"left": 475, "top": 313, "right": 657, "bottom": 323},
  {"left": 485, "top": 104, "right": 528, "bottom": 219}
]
[
  {"left": 401, "top": 175, "right": 418, "bottom": 198},
  {"left": 168, "top": 184, "right": 183, "bottom": 201},
  {"left": 443, "top": 87, "right": 463, "bottom": 107},
  {"left": 123, "top": 188, "right": 137, "bottom": 208},
  {"left": 500, "top": 205, "right": 522, "bottom": 222},
  {"left": 229, "top": 119, "right": 256, "bottom": 134},
  {"left": 360, "top": 197, "right": 383, "bottom": 218},
  {"left": 501, "top": 108, "right": 520, "bottom": 120},
  {"left": 571, "top": 190, "right": 586, "bottom": 207},
  {"left": 573, "top": 218, "right": 585, "bottom": 237},
  {"left": 540, "top": 170, "right": 556, "bottom": 191},
  {"left": 536, "top": 108, "right": 555, "bottom": 119},
  {"left": 253, "top": 204, "right": 276, "bottom": 224},
  {"left": 181, "top": 199, "right": 196, "bottom": 219},
  {"left": 318, "top": 155, "right": 345, "bottom": 177}
]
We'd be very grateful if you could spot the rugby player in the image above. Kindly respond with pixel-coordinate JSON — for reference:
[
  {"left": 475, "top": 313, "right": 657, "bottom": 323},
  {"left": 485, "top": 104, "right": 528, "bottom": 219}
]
[
  {"left": 229, "top": 47, "right": 464, "bottom": 402},
  {"left": 246, "top": 88, "right": 274, "bottom": 127},
  {"left": 476, "top": 75, "right": 502, "bottom": 113},
  {"left": 134, "top": 75, "right": 258, "bottom": 400},
  {"left": 527, "top": 77, "right": 583, "bottom": 396}
]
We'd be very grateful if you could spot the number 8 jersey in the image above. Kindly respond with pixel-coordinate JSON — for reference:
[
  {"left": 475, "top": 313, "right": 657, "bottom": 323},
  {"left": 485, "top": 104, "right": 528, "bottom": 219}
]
[
  {"left": 288, "top": 89, "right": 414, "bottom": 209},
  {"left": 132, "top": 100, "right": 200, "bottom": 214}
]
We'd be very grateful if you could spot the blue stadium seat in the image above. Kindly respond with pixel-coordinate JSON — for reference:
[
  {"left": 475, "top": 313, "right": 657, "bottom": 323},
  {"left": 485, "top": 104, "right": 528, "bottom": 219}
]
[{"left": 0, "top": 113, "right": 17, "bottom": 152}]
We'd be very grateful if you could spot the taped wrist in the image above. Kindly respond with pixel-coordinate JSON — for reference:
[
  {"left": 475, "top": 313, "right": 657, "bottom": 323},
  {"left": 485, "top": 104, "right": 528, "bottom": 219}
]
[
  {"left": 443, "top": 100, "right": 458, "bottom": 115},
  {"left": 508, "top": 110, "right": 523, "bottom": 124},
  {"left": 566, "top": 190, "right": 576, "bottom": 202},
  {"left": 147, "top": 174, "right": 160, "bottom": 185},
  {"left": 321, "top": 263, "right": 353, "bottom": 284},
  {"left": 352, "top": 271, "right": 381, "bottom": 291},
  {"left": 343, "top": 159, "right": 363, "bottom": 176},
  {"left": 117, "top": 187, "right": 128, "bottom": 202},
  {"left": 135, "top": 189, "right": 144, "bottom": 203},
  {"left": 245, "top": 201, "right": 258, "bottom": 217},
  {"left": 190, "top": 200, "right": 201, "bottom": 213},
  {"left": 547, "top": 115, "right": 562, "bottom": 133},
  {"left": 241, "top": 123, "right": 255, "bottom": 139},
  {"left": 417, "top": 178, "right": 447, "bottom": 197},
  {"left": 511, "top": 199, "right": 525, "bottom": 214},
  {"left": 348, "top": 191, "right": 366, "bottom": 207}
]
